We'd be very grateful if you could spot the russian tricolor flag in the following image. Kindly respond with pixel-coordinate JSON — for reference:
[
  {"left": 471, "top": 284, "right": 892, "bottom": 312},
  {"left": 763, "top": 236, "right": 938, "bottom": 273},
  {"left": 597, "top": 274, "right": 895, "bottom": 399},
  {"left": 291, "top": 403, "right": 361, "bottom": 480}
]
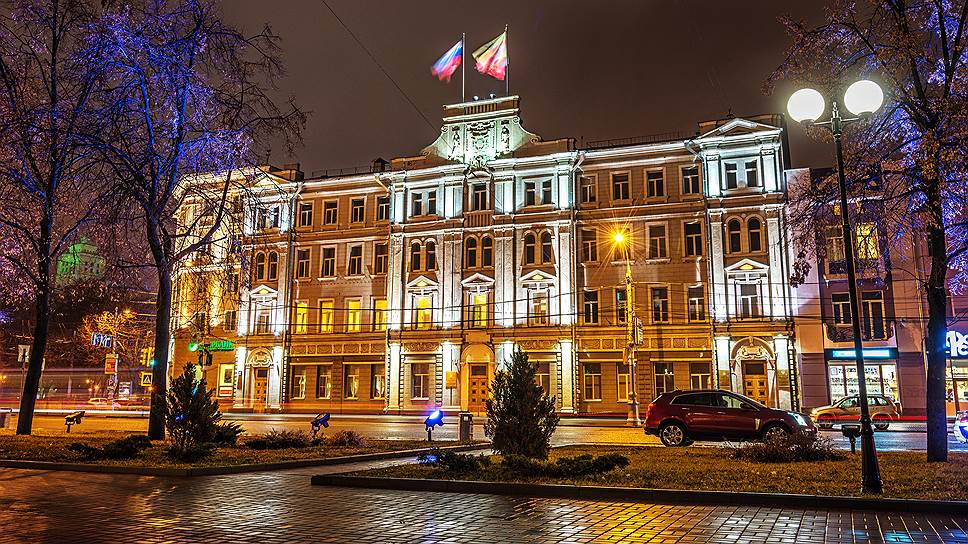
[{"left": 431, "top": 39, "right": 463, "bottom": 82}]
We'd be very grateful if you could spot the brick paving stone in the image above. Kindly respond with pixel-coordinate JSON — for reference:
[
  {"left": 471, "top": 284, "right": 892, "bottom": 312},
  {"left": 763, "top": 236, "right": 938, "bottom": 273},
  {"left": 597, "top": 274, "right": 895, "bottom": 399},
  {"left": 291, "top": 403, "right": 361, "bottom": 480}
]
[{"left": 1, "top": 464, "right": 968, "bottom": 543}]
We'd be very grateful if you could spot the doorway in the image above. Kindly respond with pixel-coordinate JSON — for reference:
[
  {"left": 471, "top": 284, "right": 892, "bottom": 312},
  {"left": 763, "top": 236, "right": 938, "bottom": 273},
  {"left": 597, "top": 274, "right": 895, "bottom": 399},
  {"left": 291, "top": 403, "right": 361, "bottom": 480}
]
[
  {"left": 742, "top": 361, "right": 768, "bottom": 405},
  {"left": 467, "top": 364, "right": 489, "bottom": 415},
  {"left": 253, "top": 368, "right": 269, "bottom": 409}
]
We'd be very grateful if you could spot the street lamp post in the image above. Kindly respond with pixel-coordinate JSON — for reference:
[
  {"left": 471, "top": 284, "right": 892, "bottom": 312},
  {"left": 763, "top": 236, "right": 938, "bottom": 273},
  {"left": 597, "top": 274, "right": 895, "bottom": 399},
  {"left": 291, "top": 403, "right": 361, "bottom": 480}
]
[
  {"left": 787, "top": 80, "right": 885, "bottom": 494},
  {"left": 613, "top": 231, "right": 641, "bottom": 426}
]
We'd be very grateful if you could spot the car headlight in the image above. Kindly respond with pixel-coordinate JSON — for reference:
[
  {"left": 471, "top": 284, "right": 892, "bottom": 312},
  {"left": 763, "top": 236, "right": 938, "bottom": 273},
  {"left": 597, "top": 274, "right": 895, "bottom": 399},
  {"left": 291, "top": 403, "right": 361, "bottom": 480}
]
[{"left": 789, "top": 412, "right": 808, "bottom": 427}]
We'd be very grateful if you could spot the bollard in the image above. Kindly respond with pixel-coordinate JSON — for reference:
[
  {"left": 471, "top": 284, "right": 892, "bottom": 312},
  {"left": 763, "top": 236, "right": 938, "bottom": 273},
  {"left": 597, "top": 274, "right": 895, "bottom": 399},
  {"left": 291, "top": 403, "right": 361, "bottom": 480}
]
[
  {"left": 458, "top": 411, "right": 474, "bottom": 442},
  {"left": 842, "top": 423, "right": 861, "bottom": 454}
]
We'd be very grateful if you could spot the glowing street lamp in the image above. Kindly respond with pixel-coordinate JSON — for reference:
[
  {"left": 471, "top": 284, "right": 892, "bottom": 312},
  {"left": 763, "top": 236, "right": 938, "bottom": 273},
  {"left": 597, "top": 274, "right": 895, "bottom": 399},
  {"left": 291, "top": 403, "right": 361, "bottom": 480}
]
[
  {"left": 612, "top": 229, "right": 641, "bottom": 427},
  {"left": 787, "top": 79, "right": 884, "bottom": 495}
]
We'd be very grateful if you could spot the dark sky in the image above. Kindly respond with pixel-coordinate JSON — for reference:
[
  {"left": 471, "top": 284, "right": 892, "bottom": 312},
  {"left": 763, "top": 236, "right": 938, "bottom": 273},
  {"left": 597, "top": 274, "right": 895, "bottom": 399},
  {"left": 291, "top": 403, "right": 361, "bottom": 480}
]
[{"left": 225, "top": 1, "right": 830, "bottom": 176}]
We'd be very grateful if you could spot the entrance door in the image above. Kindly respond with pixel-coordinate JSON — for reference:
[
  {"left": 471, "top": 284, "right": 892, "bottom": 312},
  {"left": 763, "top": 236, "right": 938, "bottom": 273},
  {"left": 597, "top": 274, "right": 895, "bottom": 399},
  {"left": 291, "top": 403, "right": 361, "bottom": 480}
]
[
  {"left": 253, "top": 368, "right": 269, "bottom": 409},
  {"left": 742, "top": 361, "right": 768, "bottom": 405},
  {"left": 467, "top": 365, "right": 489, "bottom": 415}
]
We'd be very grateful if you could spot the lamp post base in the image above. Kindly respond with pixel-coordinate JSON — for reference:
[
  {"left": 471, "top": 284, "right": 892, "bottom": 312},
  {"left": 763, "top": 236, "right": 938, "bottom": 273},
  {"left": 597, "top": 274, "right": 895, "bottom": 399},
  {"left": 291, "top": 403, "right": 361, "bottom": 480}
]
[
  {"left": 626, "top": 395, "right": 642, "bottom": 427},
  {"left": 859, "top": 415, "right": 883, "bottom": 494}
]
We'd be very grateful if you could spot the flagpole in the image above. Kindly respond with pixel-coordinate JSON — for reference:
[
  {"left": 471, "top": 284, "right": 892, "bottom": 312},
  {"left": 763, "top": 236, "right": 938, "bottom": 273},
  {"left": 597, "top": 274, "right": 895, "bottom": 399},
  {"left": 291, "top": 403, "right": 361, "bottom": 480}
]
[
  {"left": 504, "top": 24, "right": 509, "bottom": 96},
  {"left": 461, "top": 32, "right": 466, "bottom": 103}
]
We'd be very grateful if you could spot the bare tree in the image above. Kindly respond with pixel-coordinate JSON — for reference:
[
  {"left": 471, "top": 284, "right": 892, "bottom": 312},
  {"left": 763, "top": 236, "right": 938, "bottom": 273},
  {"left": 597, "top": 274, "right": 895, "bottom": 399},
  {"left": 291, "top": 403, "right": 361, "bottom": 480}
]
[
  {"left": 0, "top": 0, "right": 114, "bottom": 434},
  {"left": 770, "top": 0, "right": 968, "bottom": 461},
  {"left": 92, "top": 0, "right": 303, "bottom": 438}
]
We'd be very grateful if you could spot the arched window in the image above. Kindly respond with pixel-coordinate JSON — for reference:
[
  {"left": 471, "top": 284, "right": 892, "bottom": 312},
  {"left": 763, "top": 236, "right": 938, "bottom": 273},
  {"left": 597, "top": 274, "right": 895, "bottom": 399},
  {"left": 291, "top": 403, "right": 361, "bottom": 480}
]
[
  {"left": 254, "top": 252, "right": 266, "bottom": 281},
  {"left": 481, "top": 236, "right": 493, "bottom": 267},
  {"left": 524, "top": 233, "right": 536, "bottom": 264},
  {"left": 426, "top": 240, "right": 437, "bottom": 270},
  {"left": 727, "top": 219, "right": 742, "bottom": 253},
  {"left": 747, "top": 218, "right": 762, "bottom": 252},
  {"left": 267, "top": 252, "right": 279, "bottom": 280},
  {"left": 465, "top": 237, "right": 478, "bottom": 268},
  {"left": 540, "top": 231, "right": 553, "bottom": 263},
  {"left": 410, "top": 242, "right": 422, "bottom": 271}
]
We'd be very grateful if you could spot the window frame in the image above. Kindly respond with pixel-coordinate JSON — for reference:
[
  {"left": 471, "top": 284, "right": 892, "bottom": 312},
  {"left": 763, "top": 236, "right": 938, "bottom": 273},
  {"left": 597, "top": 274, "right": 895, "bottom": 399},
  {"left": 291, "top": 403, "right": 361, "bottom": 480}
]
[
  {"left": 350, "top": 198, "right": 365, "bottom": 224},
  {"left": 298, "top": 201, "right": 314, "bottom": 228},
  {"left": 579, "top": 174, "right": 598, "bottom": 204},
  {"left": 681, "top": 165, "right": 701, "bottom": 195},
  {"left": 647, "top": 224, "right": 668, "bottom": 259},
  {"left": 322, "top": 201, "right": 338, "bottom": 225},
  {"left": 347, "top": 244, "right": 364, "bottom": 276},
  {"left": 611, "top": 171, "right": 631, "bottom": 201},
  {"left": 645, "top": 168, "right": 665, "bottom": 198},
  {"left": 320, "top": 246, "right": 337, "bottom": 278},
  {"left": 683, "top": 221, "right": 703, "bottom": 257},
  {"left": 583, "top": 362, "right": 602, "bottom": 401}
]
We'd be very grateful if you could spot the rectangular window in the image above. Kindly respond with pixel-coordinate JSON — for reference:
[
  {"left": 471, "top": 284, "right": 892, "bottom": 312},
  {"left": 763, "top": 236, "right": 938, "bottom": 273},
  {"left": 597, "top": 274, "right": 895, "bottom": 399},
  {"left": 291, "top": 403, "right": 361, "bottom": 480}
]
[
  {"left": 316, "top": 365, "right": 332, "bottom": 399},
  {"left": 863, "top": 291, "right": 886, "bottom": 339},
  {"left": 293, "top": 302, "right": 309, "bottom": 334},
  {"left": 615, "top": 288, "right": 627, "bottom": 325},
  {"left": 689, "top": 362, "right": 712, "bottom": 390},
  {"left": 684, "top": 222, "right": 703, "bottom": 257},
  {"left": 611, "top": 172, "right": 630, "bottom": 201},
  {"left": 371, "top": 365, "right": 386, "bottom": 399},
  {"left": 856, "top": 223, "right": 880, "bottom": 261},
  {"left": 374, "top": 243, "right": 388, "bottom": 275},
  {"left": 682, "top": 166, "right": 701, "bottom": 194},
  {"left": 319, "top": 300, "right": 334, "bottom": 333},
  {"left": 427, "top": 190, "right": 437, "bottom": 215},
  {"left": 537, "top": 363, "right": 551, "bottom": 396},
  {"left": 745, "top": 160, "right": 759, "bottom": 187},
  {"left": 323, "top": 201, "right": 338, "bottom": 225},
  {"left": 529, "top": 290, "right": 549, "bottom": 325},
  {"left": 223, "top": 309, "right": 238, "bottom": 332},
  {"left": 646, "top": 169, "right": 665, "bottom": 198},
  {"left": 583, "top": 290, "right": 599, "bottom": 324},
  {"left": 617, "top": 362, "right": 630, "bottom": 402},
  {"left": 648, "top": 225, "right": 667, "bottom": 259},
  {"left": 411, "top": 192, "right": 423, "bottom": 216},
  {"left": 524, "top": 180, "right": 537, "bottom": 207},
  {"left": 832, "top": 293, "right": 851, "bottom": 325},
  {"left": 351, "top": 198, "right": 365, "bottom": 223},
  {"left": 725, "top": 163, "right": 738, "bottom": 189},
  {"left": 377, "top": 195, "right": 390, "bottom": 221},
  {"left": 347, "top": 245, "right": 363, "bottom": 276},
  {"left": 654, "top": 362, "right": 675, "bottom": 397},
  {"left": 580, "top": 175, "right": 597, "bottom": 203},
  {"left": 583, "top": 363, "right": 602, "bottom": 401},
  {"left": 581, "top": 229, "right": 598, "bottom": 262},
  {"left": 372, "top": 298, "right": 388, "bottom": 330},
  {"left": 415, "top": 296, "right": 433, "bottom": 329},
  {"left": 291, "top": 366, "right": 306, "bottom": 399},
  {"left": 254, "top": 302, "right": 272, "bottom": 334},
  {"left": 321, "top": 247, "right": 336, "bottom": 277},
  {"left": 541, "top": 179, "right": 552, "bottom": 204},
  {"left": 344, "top": 366, "right": 360, "bottom": 399},
  {"left": 298, "top": 202, "right": 313, "bottom": 227},
  {"left": 411, "top": 363, "right": 429, "bottom": 399},
  {"left": 472, "top": 184, "right": 487, "bottom": 211},
  {"left": 651, "top": 287, "right": 670, "bottom": 323},
  {"left": 687, "top": 286, "right": 706, "bottom": 322},
  {"left": 470, "top": 293, "right": 488, "bottom": 328},
  {"left": 739, "top": 283, "right": 761, "bottom": 319},
  {"left": 296, "top": 249, "right": 310, "bottom": 279},
  {"left": 345, "top": 299, "right": 362, "bottom": 332}
]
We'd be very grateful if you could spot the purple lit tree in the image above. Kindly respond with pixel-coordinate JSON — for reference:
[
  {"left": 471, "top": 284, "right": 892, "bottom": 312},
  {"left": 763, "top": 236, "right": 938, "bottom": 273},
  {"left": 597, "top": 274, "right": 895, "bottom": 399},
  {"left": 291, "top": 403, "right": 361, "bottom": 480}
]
[
  {"left": 92, "top": 0, "right": 303, "bottom": 439},
  {"left": 0, "top": 0, "right": 115, "bottom": 434},
  {"left": 771, "top": 0, "right": 968, "bottom": 461}
]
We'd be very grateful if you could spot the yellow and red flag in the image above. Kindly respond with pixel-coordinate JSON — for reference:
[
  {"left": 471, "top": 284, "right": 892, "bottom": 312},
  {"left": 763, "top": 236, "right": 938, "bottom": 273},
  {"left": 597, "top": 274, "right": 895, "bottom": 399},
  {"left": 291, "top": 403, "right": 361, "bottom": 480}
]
[{"left": 473, "top": 31, "right": 508, "bottom": 81}]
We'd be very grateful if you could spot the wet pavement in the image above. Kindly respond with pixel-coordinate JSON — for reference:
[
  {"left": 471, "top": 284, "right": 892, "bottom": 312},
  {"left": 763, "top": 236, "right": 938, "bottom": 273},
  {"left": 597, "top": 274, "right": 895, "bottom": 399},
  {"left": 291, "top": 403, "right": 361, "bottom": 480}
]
[{"left": 1, "top": 459, "right": 967, "bottom": 544}]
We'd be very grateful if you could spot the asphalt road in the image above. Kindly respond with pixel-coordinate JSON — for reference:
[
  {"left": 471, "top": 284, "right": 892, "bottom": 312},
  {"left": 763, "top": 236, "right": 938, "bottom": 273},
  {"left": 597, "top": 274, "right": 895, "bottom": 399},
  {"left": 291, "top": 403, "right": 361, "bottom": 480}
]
[{"left": 10, "top": 411, "right": 968, "bottom": 452}]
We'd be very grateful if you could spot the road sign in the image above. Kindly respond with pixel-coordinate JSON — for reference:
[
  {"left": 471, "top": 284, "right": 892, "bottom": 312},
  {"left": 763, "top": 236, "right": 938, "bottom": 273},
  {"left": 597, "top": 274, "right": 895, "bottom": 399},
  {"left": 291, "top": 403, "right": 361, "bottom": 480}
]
[
  {"left": 140, "top": 372, "right": 153, "bottom": 387},
  {"left": 17, "top": 345, "right": 29, "bottom": 364},
  {"left": 91, "top": 333, "right": 113, "bottom": 348},
  {"left": 118, "top": 381, "right": 131, "bottom": 400},
  {"left": 104, "top": 353, "right": 118, "bottom": 375}
]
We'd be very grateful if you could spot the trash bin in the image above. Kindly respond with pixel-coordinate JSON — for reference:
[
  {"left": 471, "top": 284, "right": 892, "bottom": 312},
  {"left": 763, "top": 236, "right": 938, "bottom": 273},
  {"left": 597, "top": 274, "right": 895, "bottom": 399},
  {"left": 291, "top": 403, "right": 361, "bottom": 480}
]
[
  {"left": 0, "top": 408, "right": 11, "bottom": 428},
  {"left": 458, "top": 411, "right": 474, "bottom": 442}
]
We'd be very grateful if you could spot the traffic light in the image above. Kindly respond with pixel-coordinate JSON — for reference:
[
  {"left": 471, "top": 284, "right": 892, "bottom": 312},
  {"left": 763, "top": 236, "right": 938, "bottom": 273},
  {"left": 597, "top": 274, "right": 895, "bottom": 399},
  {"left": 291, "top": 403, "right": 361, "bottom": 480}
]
[{"left": 139, "top": 348, "right": 155, "bottom": 367}]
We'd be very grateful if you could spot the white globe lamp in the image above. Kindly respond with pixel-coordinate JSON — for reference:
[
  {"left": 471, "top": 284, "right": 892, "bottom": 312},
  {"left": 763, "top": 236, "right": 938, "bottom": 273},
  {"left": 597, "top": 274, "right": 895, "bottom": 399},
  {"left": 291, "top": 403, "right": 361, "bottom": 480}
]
[
  {"left": 786, "top": 88, "right": 825, "bottom": 123},
  {"left": 844, "top": 80, "right": 884, "bottom": 116}
]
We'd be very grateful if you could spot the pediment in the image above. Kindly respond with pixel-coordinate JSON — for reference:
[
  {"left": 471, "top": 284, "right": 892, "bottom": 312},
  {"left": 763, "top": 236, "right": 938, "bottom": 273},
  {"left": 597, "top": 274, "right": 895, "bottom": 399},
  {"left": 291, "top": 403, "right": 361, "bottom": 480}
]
[
  {"left": 406, "top": 275, "right": 439, "bottom": 289},
  {"left": 250, "top": 284, "right": 278, "bottom": 297},
  {"left": 520, "top": 269, "right": 557, "bottom": 283},
  {"left": 698, "top": 118, "right": 780, "bottom": 140},
  {"left": 724, "top": 258, "right": 769, "bottom": 273},
  {"left": 461, "top": 272, "right": 495, "bottom": 286}
]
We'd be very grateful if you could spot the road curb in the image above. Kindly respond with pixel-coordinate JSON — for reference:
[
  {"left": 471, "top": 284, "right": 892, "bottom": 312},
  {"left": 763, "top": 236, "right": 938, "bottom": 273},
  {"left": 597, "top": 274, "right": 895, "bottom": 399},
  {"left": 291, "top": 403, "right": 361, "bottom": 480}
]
[
  {"left": 309, "top": 475, "right": 968, "bottom": 514},
  {"left": 0, "top": 443, "right": 488, "bottom": 477}
]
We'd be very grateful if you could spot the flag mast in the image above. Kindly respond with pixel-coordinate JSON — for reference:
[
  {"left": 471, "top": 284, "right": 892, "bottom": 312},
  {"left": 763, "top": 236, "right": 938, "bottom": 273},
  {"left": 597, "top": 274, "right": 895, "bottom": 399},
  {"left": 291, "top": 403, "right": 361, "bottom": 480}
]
[
  {"left": 504, "top": 24, "right": 509, "bottom": 96},
  {"left": 462, "top": 32, "right": 466, "bottom": 103}
]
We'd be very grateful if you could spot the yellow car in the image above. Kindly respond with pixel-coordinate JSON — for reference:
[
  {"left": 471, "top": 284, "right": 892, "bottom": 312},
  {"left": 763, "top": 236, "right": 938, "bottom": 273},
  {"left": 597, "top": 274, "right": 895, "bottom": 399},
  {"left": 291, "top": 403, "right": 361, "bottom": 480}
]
[{"left": 810, "top": 394, "right": 900, "bottom": 430}]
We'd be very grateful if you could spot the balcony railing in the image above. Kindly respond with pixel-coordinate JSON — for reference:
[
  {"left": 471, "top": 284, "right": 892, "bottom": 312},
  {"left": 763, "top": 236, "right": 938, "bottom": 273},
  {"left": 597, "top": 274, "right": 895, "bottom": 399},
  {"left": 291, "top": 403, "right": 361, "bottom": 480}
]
[
  {"left": 465, "top": 210, "right": 493, "bottom": 228},
  {"left": 826, "top": 321, "right": 894, "bottom": 342}
]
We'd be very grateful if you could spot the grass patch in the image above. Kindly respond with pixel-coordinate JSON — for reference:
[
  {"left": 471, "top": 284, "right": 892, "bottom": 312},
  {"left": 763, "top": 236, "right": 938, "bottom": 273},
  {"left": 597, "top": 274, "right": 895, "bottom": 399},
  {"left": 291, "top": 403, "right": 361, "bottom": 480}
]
[
  {"left": 0, "top": 429, "right": 465, "bottom": 469},
  {"left": 353, "top": 445, "right": 968, "bottom": 501}
]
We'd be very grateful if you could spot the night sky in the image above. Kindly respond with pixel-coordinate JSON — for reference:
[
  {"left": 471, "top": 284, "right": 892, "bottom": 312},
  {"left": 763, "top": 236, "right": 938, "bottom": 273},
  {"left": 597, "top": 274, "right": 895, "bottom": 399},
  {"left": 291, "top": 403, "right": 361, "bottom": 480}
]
[{"left": 225, "top": 1, "right": 829, "bottom": 177}]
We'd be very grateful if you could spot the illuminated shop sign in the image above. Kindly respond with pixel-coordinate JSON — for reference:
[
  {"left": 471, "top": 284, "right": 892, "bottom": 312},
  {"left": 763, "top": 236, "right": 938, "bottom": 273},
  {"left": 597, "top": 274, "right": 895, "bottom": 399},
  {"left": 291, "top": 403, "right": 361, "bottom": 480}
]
[
  {"left": 826, "top": 348, "right": 897, "bottom": 360},
  {"left": 947, "top": 331, "right": 968, "bottom": 359}
]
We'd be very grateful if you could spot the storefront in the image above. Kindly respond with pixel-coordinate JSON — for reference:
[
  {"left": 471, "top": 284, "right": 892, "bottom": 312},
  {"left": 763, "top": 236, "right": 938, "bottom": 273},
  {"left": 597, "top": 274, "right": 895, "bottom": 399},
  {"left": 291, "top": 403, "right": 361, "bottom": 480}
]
[
  {"left": 825, "top": 348, "right": 900, "bottom": 403},
  {"left": 945, "top": 330, "right": 968, "bottom": 415}
]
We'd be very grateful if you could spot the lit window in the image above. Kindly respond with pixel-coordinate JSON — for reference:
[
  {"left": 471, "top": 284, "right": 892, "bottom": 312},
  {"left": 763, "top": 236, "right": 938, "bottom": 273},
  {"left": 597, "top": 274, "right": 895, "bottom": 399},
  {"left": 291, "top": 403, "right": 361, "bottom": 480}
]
[
  {"left": 654, "top": 362, "right": 675, "bottom": 396},
  {"left": 529, "top": 290, "right": 549, "bottom": 325},
  {"left": 856, "top": 223, "right": 879, "bottom": 260},
  {"left": 293, "top": 302, "right": 309, "bottom": 334},
  {"left": 316, "top": 365, "right": 332, "bottom": 399},
  {"left": 319, "top": 300, "right": 334, "bottom": 333},
  {"left": 689, "top": 362, "right": 711, "bottom": 389},
  {"left": 291, "top": 367, "right": 306, "bottom": 399},
  {"left": 345, "top": 299, "right": 362, "bottom": 332},
  {"left": 372, "top": 298, "right": 388, "bottom": 330},
  {"left": 617, "top": 362, "right": 630, "bottom": 402},
  {"left": 370, "top": 365, "right": 385, "bottom": 399},
  {"left": 415, "top": 296, "right": 433, "bottom": 329},
  {"left": 470, "top": 293, "right": 488, "bottom": 328},
  {"left": 344, "top": 366, "right": 360, "bottom": 399},
  {"left": 411, "top": 363, "right": 430, "bottom": 399}
]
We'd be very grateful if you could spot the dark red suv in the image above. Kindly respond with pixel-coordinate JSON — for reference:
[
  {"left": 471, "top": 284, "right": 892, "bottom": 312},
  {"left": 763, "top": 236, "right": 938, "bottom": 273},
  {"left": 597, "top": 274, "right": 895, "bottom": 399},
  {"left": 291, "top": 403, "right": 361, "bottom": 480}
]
[{"left": 644, "top": 389, "right": 817, "bottom": 447}]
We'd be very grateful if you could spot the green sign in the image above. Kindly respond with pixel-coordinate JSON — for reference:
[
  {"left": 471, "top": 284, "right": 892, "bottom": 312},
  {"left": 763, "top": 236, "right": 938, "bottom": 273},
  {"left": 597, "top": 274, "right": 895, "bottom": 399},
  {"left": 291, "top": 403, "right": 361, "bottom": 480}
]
[{"left": 208, "top": 339, "right": 235, "bottom": 352}]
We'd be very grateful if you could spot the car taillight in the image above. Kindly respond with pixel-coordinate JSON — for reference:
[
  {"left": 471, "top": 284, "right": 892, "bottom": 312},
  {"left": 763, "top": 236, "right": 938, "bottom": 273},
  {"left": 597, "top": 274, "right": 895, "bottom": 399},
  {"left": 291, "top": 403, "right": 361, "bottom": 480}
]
[{"left": 645, "top": 402, "right": 654, "bottom": 419}]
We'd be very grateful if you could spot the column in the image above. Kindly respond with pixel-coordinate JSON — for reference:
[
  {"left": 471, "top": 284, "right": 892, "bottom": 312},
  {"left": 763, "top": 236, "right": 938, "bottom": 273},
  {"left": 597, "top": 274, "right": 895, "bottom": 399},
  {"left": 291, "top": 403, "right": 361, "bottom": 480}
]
[
  {"left": 387, "top": 234, "right": 405, "bottom": 330},
  {"left": 442, "top": 234, "right": 461, "bottom": 328},
  {"left": 709, "top": 210, "right": 728, "bottom": 322},
  {"left": 441, "top": 341, "right": 460, "bottom": 411},
  {"left": 559, "top": 339, "right": 576, "bottom": 413},
  {"left": 268, "top": 345, "right": 283, "bottom": 409},
  {"left": 557, "top": 224, "right": 574, "bottom": 326},
  {"left": 766, "top": 210, "right": 787, "bottom": 318},
  {"left": 387, "top": 342, "right": 402, "bottom": 411},
  {"left": 233, "top": 346, "right": 246, "bottom": 408},
  {"left": 714, "top": 336, "right": 735, "bottom": 392}
]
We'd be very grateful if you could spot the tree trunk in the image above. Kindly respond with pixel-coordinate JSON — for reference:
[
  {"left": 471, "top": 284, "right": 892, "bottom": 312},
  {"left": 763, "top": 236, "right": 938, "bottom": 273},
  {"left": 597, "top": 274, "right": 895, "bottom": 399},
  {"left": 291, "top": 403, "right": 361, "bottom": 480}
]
[
  {"left": 16, "top": 284, "right": 51, "bottom": 435},
  {"left": 925, "top": 220, "right": 949, "bottom": 462},
  {"left": 147, "top": 266, "right": 172, "bottom": 440}
]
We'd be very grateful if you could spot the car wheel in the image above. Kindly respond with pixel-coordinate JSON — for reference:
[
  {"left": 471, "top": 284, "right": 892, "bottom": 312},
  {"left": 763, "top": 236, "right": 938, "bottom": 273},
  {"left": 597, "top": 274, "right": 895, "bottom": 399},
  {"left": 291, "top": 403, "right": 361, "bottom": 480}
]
[
  {"left": 659, "top": 422, "right": 688, "bottom": 447},
  {"left": 762, "top": 423, "right": 790, "bottom": 441},
  {"left": 873, "top": 416, "right": 890, "bottom": 430},
  {"left": 817, "top": 415, "right": 834, "bottom": 429}
]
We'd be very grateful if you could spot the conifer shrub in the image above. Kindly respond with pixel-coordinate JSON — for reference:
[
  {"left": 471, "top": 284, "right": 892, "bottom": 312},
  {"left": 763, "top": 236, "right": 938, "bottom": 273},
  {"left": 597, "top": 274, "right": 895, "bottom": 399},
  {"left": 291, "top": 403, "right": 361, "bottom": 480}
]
[
  {"left": 484, "top": 349, "right": 559, "bottom": 459},
  {"left": 164, "top": 363, "right": 223, "bottom": 460}
]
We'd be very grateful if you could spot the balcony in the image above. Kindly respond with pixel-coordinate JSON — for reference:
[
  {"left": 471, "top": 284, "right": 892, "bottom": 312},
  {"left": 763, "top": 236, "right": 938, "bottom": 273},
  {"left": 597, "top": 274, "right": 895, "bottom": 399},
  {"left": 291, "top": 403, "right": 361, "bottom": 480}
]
[
  {"left": 826, "top": 321, "right": 894, "bottom": 342},
  {"left": 465, "top": 210, "right": 493, "bottom": 228}
]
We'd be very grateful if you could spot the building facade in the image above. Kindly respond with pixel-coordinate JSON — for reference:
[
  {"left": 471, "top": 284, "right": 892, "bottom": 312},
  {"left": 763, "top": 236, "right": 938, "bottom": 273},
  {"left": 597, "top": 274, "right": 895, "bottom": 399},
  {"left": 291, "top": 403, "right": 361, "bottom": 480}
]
[{"left": 173, "top": 96, "right": 799, "bottom": 415}]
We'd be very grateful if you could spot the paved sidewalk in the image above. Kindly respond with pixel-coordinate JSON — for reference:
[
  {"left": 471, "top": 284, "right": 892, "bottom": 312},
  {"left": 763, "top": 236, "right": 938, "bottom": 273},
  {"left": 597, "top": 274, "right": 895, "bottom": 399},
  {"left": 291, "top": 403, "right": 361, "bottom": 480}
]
[{"left": 2, "top": 460, "right": 967, "bottom": 543}]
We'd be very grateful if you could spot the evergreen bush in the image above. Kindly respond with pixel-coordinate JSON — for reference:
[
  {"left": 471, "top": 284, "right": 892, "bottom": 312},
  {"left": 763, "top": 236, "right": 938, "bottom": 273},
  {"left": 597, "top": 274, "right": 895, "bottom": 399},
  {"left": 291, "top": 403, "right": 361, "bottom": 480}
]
[
  {"left": 484, "top": 349, "right": 559, "bottom": 459},
  {"left": 164, "top": 363, "right": 223, "bottom": 461},
  {"left": 245, "top": 429, "right": 312, "bottom": 450},
  {"left": 67, "top": 435, "right": 152, "bottom": 461}
]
